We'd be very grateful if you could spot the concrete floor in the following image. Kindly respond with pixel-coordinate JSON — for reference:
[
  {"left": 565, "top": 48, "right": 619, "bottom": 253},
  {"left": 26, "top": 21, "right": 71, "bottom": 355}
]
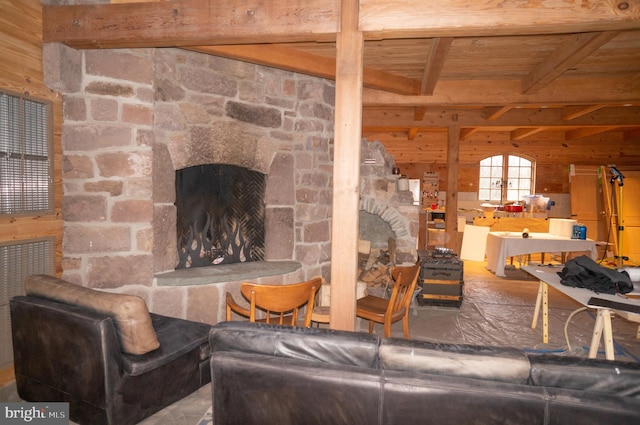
[{"left": 4, "top": 259, "right": 640, "bottom": 425}]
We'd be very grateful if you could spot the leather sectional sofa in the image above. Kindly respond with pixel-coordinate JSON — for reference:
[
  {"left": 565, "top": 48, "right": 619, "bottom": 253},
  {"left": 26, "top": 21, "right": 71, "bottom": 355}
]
[
  {"left": 209, "top": 321, "right": 640, "bottom": 425},
  {"left": 10, "top": 274, "right": 211, "bottom": 425}
]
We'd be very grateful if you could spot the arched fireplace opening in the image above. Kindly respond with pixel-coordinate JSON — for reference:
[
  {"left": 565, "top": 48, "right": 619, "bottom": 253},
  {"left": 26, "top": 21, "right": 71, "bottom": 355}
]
[{"left": 175, "top": 164, "right": 266, "bottom": 269}]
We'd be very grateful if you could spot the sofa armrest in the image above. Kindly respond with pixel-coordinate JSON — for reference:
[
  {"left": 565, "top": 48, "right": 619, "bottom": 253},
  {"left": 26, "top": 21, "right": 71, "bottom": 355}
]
[
  {"left": 24, "top": 274, "right": 159, "bottom": 355},
  {"left": 10, "top": 296, "right": 124, "bottom": 409}
]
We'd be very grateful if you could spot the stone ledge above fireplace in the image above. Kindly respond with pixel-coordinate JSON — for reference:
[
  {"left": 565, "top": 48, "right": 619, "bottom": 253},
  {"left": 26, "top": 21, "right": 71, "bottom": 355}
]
[{"left": 154, "top": 260, "right": 302, "bottom": 286}]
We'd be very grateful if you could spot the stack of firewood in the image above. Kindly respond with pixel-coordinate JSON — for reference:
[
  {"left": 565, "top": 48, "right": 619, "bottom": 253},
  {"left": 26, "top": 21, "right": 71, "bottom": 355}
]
[
  {"left": 358, "top": 247, "right": 393, "bottom": 289},
  {"left": 358, "top": 264, "right": 392, "bottom": 288},
  {"left": 357, "top": 238, "right": 397, "bottom": 298}
]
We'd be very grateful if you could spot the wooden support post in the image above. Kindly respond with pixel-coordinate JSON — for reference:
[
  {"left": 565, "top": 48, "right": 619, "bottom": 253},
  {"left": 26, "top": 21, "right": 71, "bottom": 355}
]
[
  {"left": 445, "top": 124, "right": 460, "bottom": 253},
  {"left": 329, "top": 0, "right": 363, "bottom": 331}
]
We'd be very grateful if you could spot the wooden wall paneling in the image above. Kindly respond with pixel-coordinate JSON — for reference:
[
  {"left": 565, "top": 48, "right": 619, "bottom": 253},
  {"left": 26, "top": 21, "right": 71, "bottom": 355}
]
[
  {"left": 0, "top": 0, "right": 63, "bottom": 387},
  {"left": 535, "top": 163, "right": 568, "bottom": 193},
  {"left": 399, "top": 152, "right": 568, "bottom": 194},
  {"left": 0, "top": 0, "right": 63, "bottom": 268},
  {"left": 380, "top": 130, "right": 639, "bottom": 167}
]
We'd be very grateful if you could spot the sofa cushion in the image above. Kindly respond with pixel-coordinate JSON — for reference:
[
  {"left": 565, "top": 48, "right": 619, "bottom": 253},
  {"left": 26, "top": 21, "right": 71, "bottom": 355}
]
[
  {"left": 379, "top": 338, "right": 531, "bottom": 384},
  {"left": 122, "top": 313, "right": 211, "bottom": 376},
  {"left": 25, "top": 274, "right": 159, "bottom": 355},
  {"left": 528, "top": 354, "right": 640, "bottom": 398},
  {"left": 211, "top": 351, "right": 382, "bottom": 425},
  {"left": 381, "top": 369, "right": 549, "bottom": 425},
  {"left": 210, "top": 321, "right": 380, "bottom": 368}
]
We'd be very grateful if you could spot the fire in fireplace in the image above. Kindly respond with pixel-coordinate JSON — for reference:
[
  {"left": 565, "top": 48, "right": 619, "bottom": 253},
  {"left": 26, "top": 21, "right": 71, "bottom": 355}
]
[{"left": 175, "top": 164, "right": 265, "bottom": 269}]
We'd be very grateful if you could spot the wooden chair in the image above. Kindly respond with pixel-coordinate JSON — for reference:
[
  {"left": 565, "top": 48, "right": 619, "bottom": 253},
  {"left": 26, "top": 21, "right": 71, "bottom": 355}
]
[
  {"left": 226, "top": 277, "right": 321, "bottom": 327},
  {"left": 356, "top": 263, "right": 421, "bottom": 338}
]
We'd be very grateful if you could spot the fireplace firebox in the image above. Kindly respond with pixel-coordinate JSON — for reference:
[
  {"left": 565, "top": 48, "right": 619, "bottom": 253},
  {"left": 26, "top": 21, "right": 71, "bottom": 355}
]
[{"left": 175, "top": 164, "right": 265, "bottom": 269}]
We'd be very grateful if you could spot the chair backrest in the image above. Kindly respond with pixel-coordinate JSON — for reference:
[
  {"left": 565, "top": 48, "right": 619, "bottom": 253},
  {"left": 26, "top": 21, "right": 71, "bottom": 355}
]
[
  {"left": 240, "top": 277, "right": 322, "bottom": 326},
  {"left": 386, "top": 264, "right": 421, "bottom": 319}
]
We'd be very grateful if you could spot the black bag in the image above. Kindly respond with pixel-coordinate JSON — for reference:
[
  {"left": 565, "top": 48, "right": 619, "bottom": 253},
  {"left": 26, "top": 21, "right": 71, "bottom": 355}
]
[{"left": 557, "top": 255, "right": 634, "bottom": 295}]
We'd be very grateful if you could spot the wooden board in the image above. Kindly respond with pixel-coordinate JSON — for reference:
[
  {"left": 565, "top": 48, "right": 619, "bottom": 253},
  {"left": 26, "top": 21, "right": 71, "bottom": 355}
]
[{"left": 473, "top": 217, "right": 549, "bottom": 233}]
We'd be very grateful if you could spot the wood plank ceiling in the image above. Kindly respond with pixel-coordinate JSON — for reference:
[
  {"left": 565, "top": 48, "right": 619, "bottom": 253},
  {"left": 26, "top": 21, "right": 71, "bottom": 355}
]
[{"left": 43, "top": 0, "right": 640, "bottom": 164}]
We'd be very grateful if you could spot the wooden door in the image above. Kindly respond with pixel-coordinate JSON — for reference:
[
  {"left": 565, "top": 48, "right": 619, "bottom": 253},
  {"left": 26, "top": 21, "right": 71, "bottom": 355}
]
[{"left": 569, "top": 165, "right": 606, "bottom": 242}]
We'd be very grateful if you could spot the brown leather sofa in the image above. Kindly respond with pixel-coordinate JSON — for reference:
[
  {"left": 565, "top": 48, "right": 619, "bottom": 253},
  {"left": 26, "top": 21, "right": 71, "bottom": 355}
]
[
  {"left": 10, "top": 274, "right": 211, "bottom": 425},
  {"left": 210, "top": 321, "right": 640, "bottom": 425}
]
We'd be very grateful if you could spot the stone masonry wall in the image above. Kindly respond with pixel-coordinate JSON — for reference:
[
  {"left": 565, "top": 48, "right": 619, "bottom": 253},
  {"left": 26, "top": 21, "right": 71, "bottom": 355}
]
[{"left": 60, "top": 48, "right": 157, "bottom": 289}]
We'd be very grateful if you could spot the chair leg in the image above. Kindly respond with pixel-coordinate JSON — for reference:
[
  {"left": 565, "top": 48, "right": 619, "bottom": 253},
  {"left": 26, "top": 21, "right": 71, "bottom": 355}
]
[
  {"left": 384, "top": 321, "right": 392, "bottom": 338},
  {"left": 368, "top": 321, "right": 374, "bottom": 334},
  {"left": 402, "top": 315, "right": 410, "bottom": 339}
]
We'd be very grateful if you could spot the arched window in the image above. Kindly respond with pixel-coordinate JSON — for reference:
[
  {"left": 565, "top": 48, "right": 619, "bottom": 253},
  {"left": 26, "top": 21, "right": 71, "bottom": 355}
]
[{"left": 478, "top": 154, "right": 534, "bottom": 203}]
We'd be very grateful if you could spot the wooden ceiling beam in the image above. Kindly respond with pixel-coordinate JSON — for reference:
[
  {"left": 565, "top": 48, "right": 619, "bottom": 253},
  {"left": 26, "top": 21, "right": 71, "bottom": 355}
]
[
  {"left": 187, "top": 44, "right": 420, "bottom": 95},
  {"left": 522, "top": 31, "right": 620, "bottom": 94},
  {"left": 363, "top": 76, "right": 640, "bottom": 107},
  {"left": 565, "top": 126, "right": 617, "bottom": 140},
  {"left": 186, "top": 44, "right": 336, "bottom": 79},
  {"left": 362, "top": 106, "right": 640, "bottom": 128},
  {"left": 408, "top": 36, "right": 453, "bottom": 126},
  {"left": 485, "top": 106, "right": 514, "bottom": 121},
  {"left": 413, "top": 107, "right": 428, "bottom": 121},
  {"left": 42, "top": 0, "right": 340, "bottom": 48},
  {"left": 43, "top": 0, "right": 640, "bottom": 48},
  {"left": 511, "top": 127, "right": 547, "bottom": 140},
  {"left": 361, "top": 0, "right": 640, "bottom": 39},
  {"left": 420, "top": 37, "right": 453, "bottom": 95},
  {"left": 562, "top": 105, "right": 608, "bottom": 120},
  {"left": 460, "top": 128, "right": 480, "bottom": 140}
]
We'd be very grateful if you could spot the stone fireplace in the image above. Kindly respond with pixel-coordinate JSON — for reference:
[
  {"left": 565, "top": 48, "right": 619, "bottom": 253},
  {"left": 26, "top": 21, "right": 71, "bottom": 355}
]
[
  {"left": 45, "top": 44, "right": 417, "bottom": 324},
  {"left": 359, "top": 140, "right": 418, "bottom": 263}
]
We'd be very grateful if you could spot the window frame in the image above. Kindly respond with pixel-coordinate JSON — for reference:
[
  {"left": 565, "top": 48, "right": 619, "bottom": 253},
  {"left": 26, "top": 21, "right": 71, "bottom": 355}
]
[
  {"left": 0, "top": 89, "right": 54, "bottom": 217},
  {"left": 478, "top": 153, "right": 536, "bottom": 203}
]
